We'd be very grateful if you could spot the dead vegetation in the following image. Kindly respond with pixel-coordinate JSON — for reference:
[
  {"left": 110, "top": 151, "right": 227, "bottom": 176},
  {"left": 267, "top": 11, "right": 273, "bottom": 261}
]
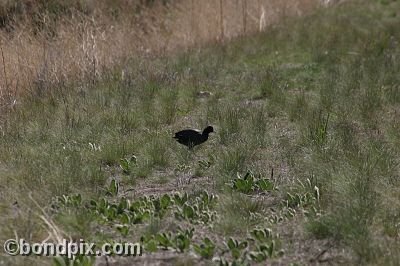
[{"left": 0, "top": 0, "right": 323, "bottom": 108}]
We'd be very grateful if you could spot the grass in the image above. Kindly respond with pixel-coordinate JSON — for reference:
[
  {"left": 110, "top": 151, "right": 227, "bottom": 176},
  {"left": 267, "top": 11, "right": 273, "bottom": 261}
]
[{"left": 1, "top": 0, "right": 400, "bottom": 265}]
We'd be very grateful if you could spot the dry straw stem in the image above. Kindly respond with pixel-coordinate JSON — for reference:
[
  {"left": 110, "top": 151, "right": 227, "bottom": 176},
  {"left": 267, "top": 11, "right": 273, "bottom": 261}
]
[
  {"left": 0, "top": 0, "right": 322, "bottom": 104},
  {"left": 29, "top": 192, "right": 68, "bottom": 246}
]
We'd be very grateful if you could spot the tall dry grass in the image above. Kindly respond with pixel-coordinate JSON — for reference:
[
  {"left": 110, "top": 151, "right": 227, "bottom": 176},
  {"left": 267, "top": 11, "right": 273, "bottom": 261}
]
[{"left": 0, "top": 0, "right": 324, "bottom": 108}]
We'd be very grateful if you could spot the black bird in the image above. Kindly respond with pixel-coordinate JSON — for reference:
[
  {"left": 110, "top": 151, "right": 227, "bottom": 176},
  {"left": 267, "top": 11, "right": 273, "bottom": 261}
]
[{"left": 173, "top": 126, "right": 214, "bottom": 149}]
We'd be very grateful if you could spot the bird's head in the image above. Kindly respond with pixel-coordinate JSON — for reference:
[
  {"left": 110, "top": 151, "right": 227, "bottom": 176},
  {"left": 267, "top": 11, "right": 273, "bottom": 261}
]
[{"left": 203, "top": 126, "right": 214, "bottom": 135}]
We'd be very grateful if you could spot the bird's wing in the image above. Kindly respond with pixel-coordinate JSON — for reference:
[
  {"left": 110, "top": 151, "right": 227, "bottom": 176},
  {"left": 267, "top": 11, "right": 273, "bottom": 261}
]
[{"left": 174, "top": 129, "right": 201, "bottom": 138}]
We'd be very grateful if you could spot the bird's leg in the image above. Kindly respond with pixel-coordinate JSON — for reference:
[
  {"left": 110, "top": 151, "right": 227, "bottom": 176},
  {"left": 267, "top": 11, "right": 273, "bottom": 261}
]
[{"left": 186, "top": 145, "right": 200, "bottom": 161}]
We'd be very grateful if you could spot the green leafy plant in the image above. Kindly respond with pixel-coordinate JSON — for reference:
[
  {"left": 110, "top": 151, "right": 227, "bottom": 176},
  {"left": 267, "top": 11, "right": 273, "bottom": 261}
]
[
  {"left": 156, "top": 232, "right": 173, "bottom": 250},
  {"left": 141, "top": 236, "right": 158, "bottom": 253},
  {"left": 56, "top": 194, "right": 82, "bottom": 207},
  {"left": 106, "top": 179, "right": 120, "bottom": 196},
  {"left": 115, "top": 224, "right": 130, "bottom": 236},
  {"left": 117, "top": 197, "right": 130, "bottom": 214},
  {"left": 173, "top": 227, "right": 194, "bottom": 252},
  {"left": 249, "top": 241, "right": 284, "bottom": 262},
  {"left": 152, "top": 194, "right": 173, "bottom": 218},
  {"left": 284, "top": 177, "right": 321, "bottom": 209},
  {"left": 193, "top": 237, "right": 216, "bottom": 259},
  {"left": 250, "top": 228, "right": 273, "bottom": 243},
  {"left": 53, "top": 254, "right": 95, "bottom": 266},
  {"left": 174, "top": 191, "right": 218, "bottom": 225},
  {"left": 232, "top": 172, "right": 254, "bottom": 194},
  {"left": 231, "top": 171, "right": 275, "bottom": 194},
  {"left": 256, "top": 179, "right": 275, "bottom": 192},
  {"left": 268, "top": 214, "right": 284, "bottom": 224},
  {"left": 173, "top": 192, "right": 189, "bottom": 206},
  {"left": 198, "top": 159, "right": 212, "bottom": 169},
  {"left": 225, "top": 238, "right": 248, "bottom": 260},
  {"left": 119, "top": 155, "right": 137, "bottom": 174},
  {"left": 141, "top": 228, "right": 194, "bottom": 253},
  {"left": 215, "top": 257, "right": 249, "bottom": 266}
]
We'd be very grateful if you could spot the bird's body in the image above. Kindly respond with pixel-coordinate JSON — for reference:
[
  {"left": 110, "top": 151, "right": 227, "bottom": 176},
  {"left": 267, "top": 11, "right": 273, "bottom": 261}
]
[{"left": 173, "top": 126, "right": 214, "bottom": 149}]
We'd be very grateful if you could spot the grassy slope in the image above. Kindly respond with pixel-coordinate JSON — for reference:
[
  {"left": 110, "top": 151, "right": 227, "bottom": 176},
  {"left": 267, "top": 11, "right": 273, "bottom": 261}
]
[{"left": 1, "top": 0, "right": 400, "bottom": 265}]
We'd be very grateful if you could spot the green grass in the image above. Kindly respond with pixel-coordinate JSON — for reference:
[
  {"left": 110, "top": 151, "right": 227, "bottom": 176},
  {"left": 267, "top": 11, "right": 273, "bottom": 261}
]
[{"left": 1, "top": 0, "right": 400, "bottom": 265}]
